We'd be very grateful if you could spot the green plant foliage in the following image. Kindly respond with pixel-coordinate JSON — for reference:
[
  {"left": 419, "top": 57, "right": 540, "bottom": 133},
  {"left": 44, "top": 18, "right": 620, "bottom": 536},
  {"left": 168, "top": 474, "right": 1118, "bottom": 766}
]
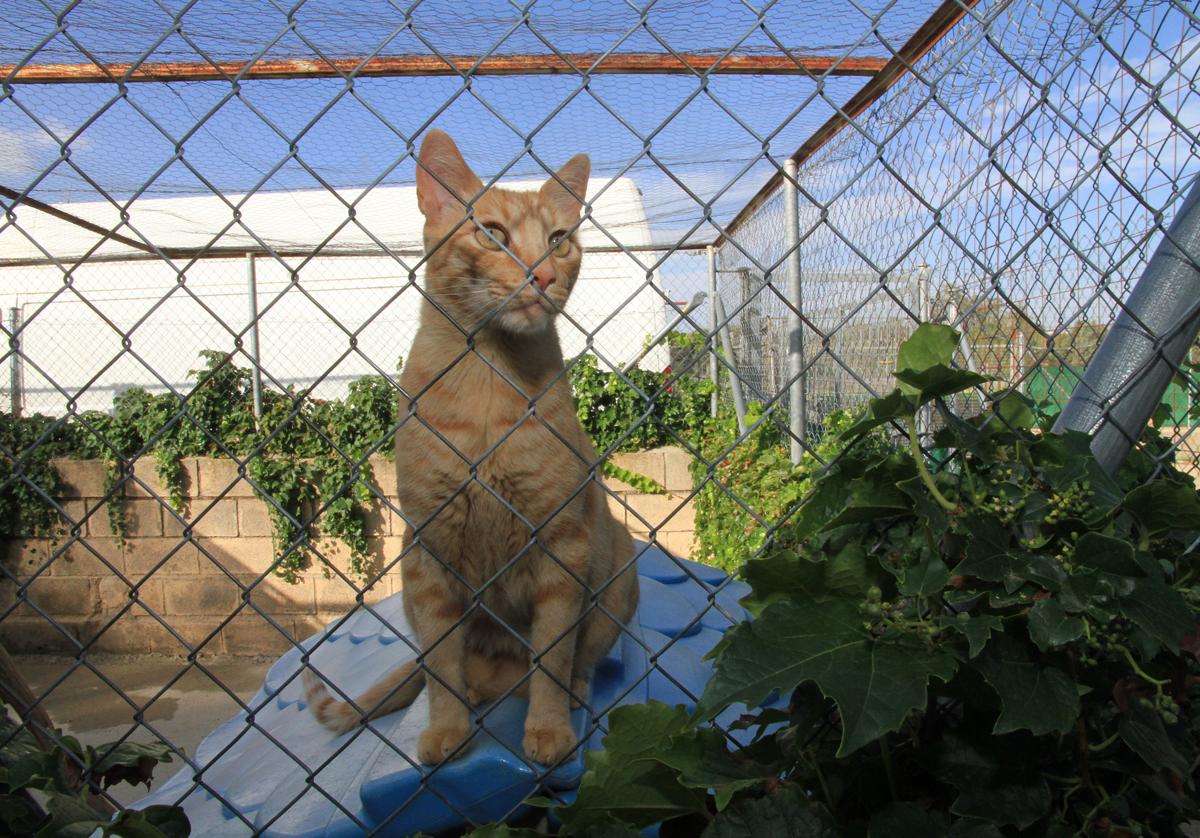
[
  {"left": 0, "top": 700, "right": 188, "bottom": 836},
  {"left": 521, "top": 324, "right": 1200, "bottom": 836},
  {"left": 0, "top": 351, "right": 399, "bottom": 584},
  {"left": 569, "top": 353, "right": 712, "bottom": 454},
  {"left": 691, "top": 406, "right": 893, "bottom": 572}
]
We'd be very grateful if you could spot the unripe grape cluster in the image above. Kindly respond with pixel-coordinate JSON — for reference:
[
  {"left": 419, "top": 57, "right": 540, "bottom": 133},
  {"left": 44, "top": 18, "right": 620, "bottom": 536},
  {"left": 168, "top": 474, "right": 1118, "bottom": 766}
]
[{"left": 1043, "top": 480, "right": 1091, "bottom": 525}]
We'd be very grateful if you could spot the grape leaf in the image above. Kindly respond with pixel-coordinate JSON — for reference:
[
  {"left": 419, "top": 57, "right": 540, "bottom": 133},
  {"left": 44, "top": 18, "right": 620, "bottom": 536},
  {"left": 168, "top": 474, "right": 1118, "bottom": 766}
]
[
  {"left": 1027, "top": 599, "right": 1085, "bottom": 650},
  {"left": 695, "top": 600, "right": 957, "bottom": 755},
  {"left": 702, "top": 787, "right": 836, "bottom": 838},
  {"left": 972, "top": 635, "right": 1079, "bottom": 735},
  {"left": 1124, "top": 480, "right": 1200, "bottom": 535}
]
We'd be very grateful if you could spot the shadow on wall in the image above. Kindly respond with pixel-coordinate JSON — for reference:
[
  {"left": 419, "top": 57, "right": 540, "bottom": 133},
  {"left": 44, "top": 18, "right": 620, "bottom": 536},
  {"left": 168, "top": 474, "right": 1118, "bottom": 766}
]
[{"left": 0, "top": 448, "right": 696, "bottom": 657}]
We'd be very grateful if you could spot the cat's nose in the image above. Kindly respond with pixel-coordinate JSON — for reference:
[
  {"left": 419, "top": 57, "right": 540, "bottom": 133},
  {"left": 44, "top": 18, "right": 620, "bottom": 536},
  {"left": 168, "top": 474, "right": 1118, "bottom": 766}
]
[{"left": 531, "top": 265, "right": 556, "bottom": 291}]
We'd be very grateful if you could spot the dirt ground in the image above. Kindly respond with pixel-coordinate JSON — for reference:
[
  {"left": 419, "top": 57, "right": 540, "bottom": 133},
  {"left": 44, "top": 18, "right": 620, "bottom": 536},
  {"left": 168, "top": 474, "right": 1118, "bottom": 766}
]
[{"left": 16, "top": 654, "right": 272, "bottom": 807}]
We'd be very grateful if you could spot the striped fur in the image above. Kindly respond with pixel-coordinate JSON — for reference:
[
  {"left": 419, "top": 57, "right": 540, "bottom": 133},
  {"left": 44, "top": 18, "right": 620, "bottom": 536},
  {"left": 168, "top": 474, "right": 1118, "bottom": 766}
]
[{"left": 307, "top": 130, "right": 638, "bottom": 767}]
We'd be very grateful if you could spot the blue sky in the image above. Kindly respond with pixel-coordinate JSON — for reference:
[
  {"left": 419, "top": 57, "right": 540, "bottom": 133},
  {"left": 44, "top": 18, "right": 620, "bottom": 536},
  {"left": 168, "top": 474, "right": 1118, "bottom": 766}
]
[{"left": 1, "top": 0, "right": 1198, "bottom": 327}]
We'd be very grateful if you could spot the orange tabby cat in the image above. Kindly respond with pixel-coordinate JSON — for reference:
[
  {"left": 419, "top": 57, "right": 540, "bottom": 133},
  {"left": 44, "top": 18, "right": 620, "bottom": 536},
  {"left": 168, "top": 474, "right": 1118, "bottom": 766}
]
[{"left": 304, "top": 130, "right": 639, "bottom": 767}]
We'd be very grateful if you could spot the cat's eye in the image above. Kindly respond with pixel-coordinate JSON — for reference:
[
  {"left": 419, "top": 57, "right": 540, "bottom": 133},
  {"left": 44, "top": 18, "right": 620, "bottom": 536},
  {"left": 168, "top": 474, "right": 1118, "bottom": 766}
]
[
  {"left": 549, "top": 231, "right": 571, "bottom": 257},
  {"left": 475, "top": 225, "right": 507, "bottom": 251}
]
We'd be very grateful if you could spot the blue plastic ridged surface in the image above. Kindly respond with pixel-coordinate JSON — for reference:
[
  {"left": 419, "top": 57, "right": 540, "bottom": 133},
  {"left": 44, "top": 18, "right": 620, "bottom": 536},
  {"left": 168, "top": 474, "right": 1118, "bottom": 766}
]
[{"left": 133, "top": 542, "right": 758, "bottom": 836}]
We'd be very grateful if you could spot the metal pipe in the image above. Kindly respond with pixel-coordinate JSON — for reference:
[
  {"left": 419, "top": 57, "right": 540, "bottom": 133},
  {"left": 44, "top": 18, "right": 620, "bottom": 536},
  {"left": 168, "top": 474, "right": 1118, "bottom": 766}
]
[
  {"left": 3, "top": 53, "right": 889, "bottom": 85},
  {"left": 714, "top": 295, "right": 747, "bottom": 435},
  {"left": 707, "top": 245, "right": 719, "bottom": 419},
  {"left": 622, "top": 292, "right": 705, "bottom": 372},
  {"left": 784, "top": 158, "right": 806, "bottom": 463},
  {"left": 1054, "top": 179, "right": 1200, "bottom": 473},
  {"left": 712, "top": 0, "right": 981, "bottom": 250},
  {"left": 916, "top": 264, "right": 932, "bottom": 437},
  {"left": 7, "top": 307, "right": 21, "bottom": 417},
  {"left": 246, "top": 255, "right": 263, "bottom": 419}
]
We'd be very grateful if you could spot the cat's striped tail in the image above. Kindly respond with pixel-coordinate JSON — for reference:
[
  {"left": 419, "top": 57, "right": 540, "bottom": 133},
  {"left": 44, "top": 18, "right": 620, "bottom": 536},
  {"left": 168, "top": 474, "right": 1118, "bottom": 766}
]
[{"left": 303, "top": 660, "right": 424, "bottom": 734}]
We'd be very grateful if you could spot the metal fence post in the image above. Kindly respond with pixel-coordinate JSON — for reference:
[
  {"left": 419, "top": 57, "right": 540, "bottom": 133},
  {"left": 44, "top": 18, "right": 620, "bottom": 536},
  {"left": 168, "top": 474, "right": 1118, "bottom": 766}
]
[
  {"left": 246, "top": 254, "right": 263, "bottom": 418},
  {"left": 707, "top": 245, "right": 719, "bottom": 418},
  {"left": 1055, "top": 179, "right": 1200, "bottom": 473},
  {"left": 916, "top": 263, "right": 931, "bottom": 436},
  {"left": 784, "top": 158, "right": 806, "bottom": 463},
  {"left": 714, "top": 295, "right": 747, "bottom": 435},
  {"left": 8, "top": 306, "right": 22, "bottom": 417}
]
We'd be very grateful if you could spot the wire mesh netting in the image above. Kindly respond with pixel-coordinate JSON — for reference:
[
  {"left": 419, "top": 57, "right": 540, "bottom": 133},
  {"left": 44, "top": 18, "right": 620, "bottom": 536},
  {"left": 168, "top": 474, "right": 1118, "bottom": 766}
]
[{"left": 2, "top": 0, "right": 1200, "bottom": 835}]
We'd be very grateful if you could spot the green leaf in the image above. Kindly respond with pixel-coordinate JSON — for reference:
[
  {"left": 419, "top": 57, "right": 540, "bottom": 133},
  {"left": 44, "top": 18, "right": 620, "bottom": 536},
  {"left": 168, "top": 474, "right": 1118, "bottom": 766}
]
[
  {"left": 841, "top": 389, "right": 913, "bottom": 439},
  {"left": 554, "top": 702, "right": 709, "bottom": 831},
  {"left": 896, "top": 324, "right": 960, "bottom": 375},
  {"left": 1073, "top": 533, "right": 1141, "bottom": 577},
  {"left": 942, "top": 613, "right": 1002, "bottom": 659},
  {"left": 950, "top": 779, "right": 1051, "bottom": 830},
  {"left": 972, "top": 635, "right": 1079, "bottom": 736},
  {"left": 34, "top": 791, "right": 106, "bottom": 838},
  {"left": 738, "top": 550, "right": 830, "bottom": 615},
  {"left": 701, "top": 788, "right": 836, "bottom": 838},
  {"left": 894, "top": 551, "right": 951, "bottom": 597},
  {"left": 994, "top": 391, "right": 1036, "bottom": 430},
  {"left": 655, "top": 727, "right": 780, "bottom": 811},
  {"left": 934, "top": 734, "right": 1051, "bottom": 830},
  {"left": 821, "top": 479, "right": 912, "bottom": 530},
  {"left": 696, "top": 600, "right": 957, "bottom": 755},
  {"left": 868, "top": 802, "right": 947, "bottom": 837},
  {"left": 1119, "top": 701, "right": 1189, "bottom": 777},
  {"left": 1026, "top": 599, "right": 1085, "bottom": 650},
  {"left": 894, "top": 366, "right": 992, "bottom": 403},
  {"left": 893, "top": 325, "right": 990, "bottom": 402},
  {"left": 1124, "top": 480, "right": 1200, "bottom": 535},
  {"left": 101, "top": 806, "right": 191, "bottom": 838},
  {"left": 468, "top": 826, "right": 566, "bottom": 838},
  {"left": 1119, "top": 576, "right": 1194, "bottom": 654},
  {"left": 90, "top": 741, "right": 174, "bottom": 790}
]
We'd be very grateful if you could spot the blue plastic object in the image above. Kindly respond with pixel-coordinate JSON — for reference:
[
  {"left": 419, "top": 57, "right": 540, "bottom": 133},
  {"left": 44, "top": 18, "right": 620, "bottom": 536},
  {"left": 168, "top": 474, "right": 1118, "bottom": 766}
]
[{"left": 133, "top": 542, "right": 757, "bottom": 836}]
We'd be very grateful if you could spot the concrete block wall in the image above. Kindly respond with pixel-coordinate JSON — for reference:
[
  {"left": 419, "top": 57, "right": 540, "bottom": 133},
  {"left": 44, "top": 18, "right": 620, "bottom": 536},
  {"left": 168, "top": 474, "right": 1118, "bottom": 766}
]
[{"left": 1, "top": 447, "right": 696, "bottom": 656}]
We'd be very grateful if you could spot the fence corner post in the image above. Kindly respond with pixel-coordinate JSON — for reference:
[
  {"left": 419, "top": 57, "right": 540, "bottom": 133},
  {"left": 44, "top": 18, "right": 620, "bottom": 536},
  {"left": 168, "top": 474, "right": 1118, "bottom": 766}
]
[
  {"left": 784, "top": 158, "right": 805, "bottom": 463},
  {"left": 8, "top": 306, "right": 22, "bottom": 417}
]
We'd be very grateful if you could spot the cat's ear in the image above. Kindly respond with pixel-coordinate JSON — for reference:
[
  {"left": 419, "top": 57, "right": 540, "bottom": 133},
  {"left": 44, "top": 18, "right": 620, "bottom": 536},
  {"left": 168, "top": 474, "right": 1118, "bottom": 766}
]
[
  {"left": 539, "top": 154, "right": 590, "bottom": 219},
  {"left": 416, "top": 130, "right": 484, "bottom": 224}
]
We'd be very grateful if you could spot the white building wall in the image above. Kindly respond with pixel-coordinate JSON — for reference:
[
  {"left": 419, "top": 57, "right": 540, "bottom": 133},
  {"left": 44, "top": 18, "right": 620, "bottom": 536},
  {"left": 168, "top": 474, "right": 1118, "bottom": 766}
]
[{"left": 1, "top": 179, "right": 668, "bottom": 415}]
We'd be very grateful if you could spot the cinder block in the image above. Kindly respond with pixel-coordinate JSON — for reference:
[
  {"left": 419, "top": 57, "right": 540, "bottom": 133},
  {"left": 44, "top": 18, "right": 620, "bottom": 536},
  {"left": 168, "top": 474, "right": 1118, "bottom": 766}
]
[
  {"left": 163, "top": 575, "right": 242, "bottom": 616},
  {"left": 121, "top": 499, "right": 164, "bottom": 537},
  {"left": 662, "top": 447, "right": 696, "bottom": 493},
  {"left": 238, "top": 499, "right": 274, "bottom": 538},
  {"left": 222, "top": 613, "right": 297, "bottom": 656},
  {"left": 56, "top": 535, "right": 123, "bottom": 576},
  {"left": 197, "top": 537, "right": 278, "bottom": 575},
  {"left": 123, "top": 538, "right": 201, "bottom": 577},
  {"left": 367, "top": 456, "right": 398, "bottom": 497},
  {"left": 239, "top": 574, "right": 316, "bottom": 615},
  {"left": 660, "top": 530, "right": 696, "bottom": 558},
  {"left": 99, "top": 575, "right": 165, "bottom": 614},
  {"left": 191, "top": 499, "right": 239, "bottom": 538},
  {"left": 313, "top": 573, "right": 390, "bottom": 611},
  {"left": 127, "top": 457, "right": 197, "bottom": 502},
  {"left": 51, "top": 459, "right": 108, "bottom": 498},
  {"left": 197, "top": 458, "right": 257, "bottom": 498},
  {"left": 3, "top": 539, "right": 51, "bottom": 580},
  {"left": 24, "top": 576, "right": 99, "bottom": 616},
  {"left": 609, "top": 450, "right": 666, "bottom": 486},
  {"left": 605, "top": 493, "right": 627, "bottom": 526},
  {"left": 625, "top": 494, "right": 688, "bottom": 532},
  {"left": 602, "top": 471, "right": 637, "bottom": 494},
  {"left": 361, "top": 502, "right": 391, "bottom": 537},
  {"left": 0, "top": 615, "right": 82, "bottom": 654}
]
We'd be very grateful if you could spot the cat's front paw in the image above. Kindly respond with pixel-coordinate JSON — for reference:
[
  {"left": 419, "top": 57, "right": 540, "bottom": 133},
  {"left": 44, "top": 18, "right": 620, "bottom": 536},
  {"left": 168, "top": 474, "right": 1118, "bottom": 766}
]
[
  {"left": 417, "top": 723, "right": 471, "bottom": 764},
  {"left": 523, "top": 721, "right": 577, "bottom": 765}
]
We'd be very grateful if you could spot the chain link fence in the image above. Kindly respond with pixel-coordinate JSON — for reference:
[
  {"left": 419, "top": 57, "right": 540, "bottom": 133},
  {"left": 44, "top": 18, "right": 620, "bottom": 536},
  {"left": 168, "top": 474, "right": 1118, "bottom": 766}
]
[{"left": 1, "top": 0, "right": 1199, "bottom": 834}]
